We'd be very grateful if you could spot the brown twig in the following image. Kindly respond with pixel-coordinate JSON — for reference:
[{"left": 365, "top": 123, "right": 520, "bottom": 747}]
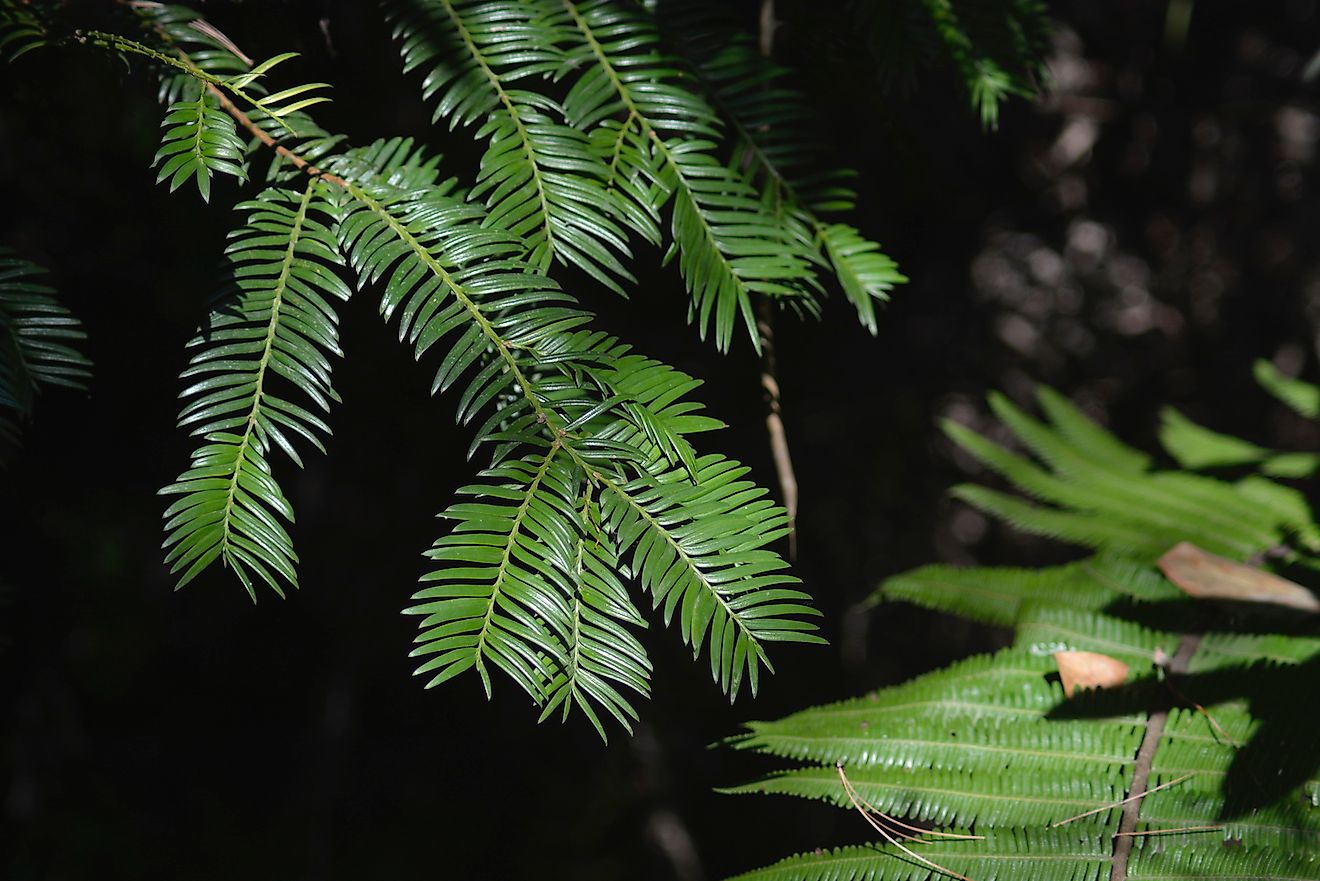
[
  {"left": 1109, "top": 633, "right": 1202, "bottom": 881},
  {"left": 758, "top": 299, "right": 799, "bottom": 560},
  {"left": 124, "top": 2, "right": 346, "bottom": 189},
  {"left": 754, "top": 0, "right": 799, "bottom": 560},
  {"left": 204, "top": 83, "right": 347, "bottom": 188}
]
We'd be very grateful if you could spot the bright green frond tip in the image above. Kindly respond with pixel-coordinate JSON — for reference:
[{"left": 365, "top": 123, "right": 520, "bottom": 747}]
[
  {"left": 160, "top": 181, "right": 349, "bottom": 599},
  {"left": 153, "top": 88, "right": 248, "bottom": 202}
]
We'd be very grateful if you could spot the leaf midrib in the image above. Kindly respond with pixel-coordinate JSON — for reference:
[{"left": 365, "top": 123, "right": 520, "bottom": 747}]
[
  {"left": 439, "top": 0, "right": 559, "bottom": 263},
  {"left": 218, "top": 180, "right": 317, "bottom": 568}
]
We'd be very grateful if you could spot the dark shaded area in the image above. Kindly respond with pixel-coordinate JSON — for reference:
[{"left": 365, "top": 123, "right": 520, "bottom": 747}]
[
  {"left": 1048, "top": 653, "right": 1320, "bottom": 818},
  {"left": 4, "top": 1, "right": 1320, "bottom": 879}
]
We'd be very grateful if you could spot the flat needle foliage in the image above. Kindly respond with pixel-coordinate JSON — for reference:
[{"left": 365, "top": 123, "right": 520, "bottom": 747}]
[{"left": 3, "top": 0, "right": 1050, "bottom": 739}]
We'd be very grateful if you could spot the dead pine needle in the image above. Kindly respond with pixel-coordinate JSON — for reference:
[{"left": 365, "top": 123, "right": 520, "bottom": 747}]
[
  {"left": 836, "top": 762, "right": 978, "bottom": 881},
  {"left": 1156, "top": 647, "right": 1242, "bottom": 747},
  {"left": 1189, "top": 699, "right": 1240, "bottom": 746},
  {"left": 1049, "top": 773, "right": 1196, "bottom": 829},
  {"left": 835, "top": 762, "right": 983, "bottom": 842},
  {"left": 1115, "top": 824, "right": 1224, "bottom": 837}
]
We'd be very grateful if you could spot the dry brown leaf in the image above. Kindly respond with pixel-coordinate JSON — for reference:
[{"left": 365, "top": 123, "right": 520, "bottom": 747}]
[
  {"left": 1054, "top": 650, "right": 1130, "bottom": 698},
  {"left": 1157, "top": 541, "right": 1320, "bottom": 613}
]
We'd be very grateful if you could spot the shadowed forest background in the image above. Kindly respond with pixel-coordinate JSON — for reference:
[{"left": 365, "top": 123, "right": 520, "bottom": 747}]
[{"left": 4, "top": 1, "right": 1320, "bottom": 878}]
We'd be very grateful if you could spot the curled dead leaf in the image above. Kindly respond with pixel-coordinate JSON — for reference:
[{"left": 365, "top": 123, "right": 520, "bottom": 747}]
[
  {"left": 1054, "top": 650, "right": 1130, "bottom": 698},
  {"left": 1157, "top": 542, "right": 1320, "bottom": 613}
]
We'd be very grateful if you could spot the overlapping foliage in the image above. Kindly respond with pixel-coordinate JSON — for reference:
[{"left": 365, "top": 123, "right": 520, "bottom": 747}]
[
  {"left": 27, "top": 0, "right": 1071, "bottom": 736},
  {"left": 724, "top": 376, "right": 1320, "bottom": 880}
]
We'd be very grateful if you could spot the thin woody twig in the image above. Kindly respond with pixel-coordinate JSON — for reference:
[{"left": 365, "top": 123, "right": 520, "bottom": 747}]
[
  {"left": 754, "top": 0, "right": 799, "bottom": 560},
  {"left": 758, "top": 299, "right": 799, "bottom": 560},
  {"left": 204, "top": 83, "right": 347, "bottom": 188}
]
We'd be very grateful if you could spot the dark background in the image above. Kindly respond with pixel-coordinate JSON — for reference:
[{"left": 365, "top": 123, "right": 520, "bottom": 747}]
[{"left": 4, "top": 1, "right": 1320, "bottom": 878}]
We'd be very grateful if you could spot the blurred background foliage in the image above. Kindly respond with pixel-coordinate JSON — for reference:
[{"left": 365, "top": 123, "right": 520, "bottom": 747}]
[{"left": 3, "top": 1, "right": 1320, "bottom": 878}]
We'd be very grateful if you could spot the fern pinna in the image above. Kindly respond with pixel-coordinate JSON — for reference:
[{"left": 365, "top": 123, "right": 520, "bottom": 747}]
[
  {"left": 0, "top": 250, "right": 91, "bottom": 457},
  {"left": 3, "top": 0, "right": 947, "bottom": 737},
  {"left": 724, "top": 378, "right": 1320, "bottom": 880}
]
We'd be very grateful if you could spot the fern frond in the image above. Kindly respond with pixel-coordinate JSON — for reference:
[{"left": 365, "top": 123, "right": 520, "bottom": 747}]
[
  {"left": 410, "top": 447, "right": 582, "bottom": 700},
  {"left": 153, "top": 87, "right": 248, "bottom": 202},
  {"left": 945, "top": 388, "right": 1316, "bottom": 562},
  {"left": 1013, "top": 603, "right": 1165, "bottom": 663},
  {"left": 1128, "top": 841, "right": 1320, "bottom": 881},
  {"left": 558, "top": 0, "right": 821, "bottom": 352},
  {"left": 727, "top": 639, "right": 1319, "bottom": 873},
  {"left": 160, "top": 181, "right": 348, "bottom": 598},
  {"left": 727, "top": 375, "right": 1320, "bottom": 880},
  {"left": 386, "top": 0, "right": 642, "bottom": 292},
  {"left": 1255, "top": 359, "right": 1320, "bottom": 419},
  {"left": 84, "top": 28, "right": 328, "bottom": 139},
  {"left": 817, "top": 224, "right": 906, "bottom": 334},
  {"left": 539, "top": 525, "right": 652, "bottom": 739},
  {"left": 1192, "top": 632, "right": 1320, "bottom": 671},
  {"left": 878, "top": 553, "right": 1182, "bottom": 627},
  {"left": 1160, "top": 407, "right": 1319, "bottom": 478},
  {"left": 326, "top": 145, "right": 819, "bottom": 721},
  {"left": 726, "top": 762, "right": 1130, "bottom": 828},
  {"left": 0, "top": 0, "right": 47, "bottom": 61},
  {"left": 653, "top": 2, "right": 905, "bottom": 333},
  {"left": 599, "top": 453, "right": 824, "bottom": 700},
  {"left": 133, "top": 5, "right": 254, "bottom": 105},
  {"left": 726, "top": 827, "right": 1114, "bottom": 881},
  {"left": 42, "top": 11, "right": 823, "bottom": 732},
  {"left": 0, "top": 250, "right": 91, "bottom": 453},
  {"left": 919, "top": 0, "right": 1040, "bottom": 129}
]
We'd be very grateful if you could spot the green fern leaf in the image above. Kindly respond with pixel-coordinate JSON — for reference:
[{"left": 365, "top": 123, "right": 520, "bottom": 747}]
[
  {"left": 153, "top": 87, "right": 248, "bottom": 202},
  {"left": 817, "top": 224, "right": 906, "bottom": 334},
  {"left": 385, "top": 0, "right": 644, "bottom": 293},
  {"left": 325, "top": 143, "right": 819, "bottom": 725},
  {"left": 160, "top": 181, "right": 349, "bottom": 598},
  {"left": 0, "top": 0, "right": 47, "bottom": 61},
  {"left": 1255, "top": 358, "right": 1320, "bottom": 419},
  {"left": 878, "top": 553, "right": 1182, "bottom": 627},
  {"left": 653, "top": 3, "right": 905, "bottom": 333},
  {"left": 1160, "top": 407, "right": 1319, "bottom": 477},
  {"left": 726, "top": 377, "right": 1320, "bottom": 880},
  {"left": 945, "top": 388, "right": 1313, "bottom": 562},
  {"left": 920, "top": 0, "right": 1039, "bottom": 129},
  {"left": 0, "top": 249, "right": 91, "bottom": 454},
  {"left": 598, "top": 453, "right": 824, "bottom": 700},
  {"left": 539, "top": 525, "right": 653, "bottom": 740},
  {"left": 726, "top": 826, "right": 1114, "bottom": 881},
  {"left": 558, "top": 0, "right": 822, "bottom": 352},
  {"left": 410, "top": 448, "right": 583, "bottom": 700}
]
